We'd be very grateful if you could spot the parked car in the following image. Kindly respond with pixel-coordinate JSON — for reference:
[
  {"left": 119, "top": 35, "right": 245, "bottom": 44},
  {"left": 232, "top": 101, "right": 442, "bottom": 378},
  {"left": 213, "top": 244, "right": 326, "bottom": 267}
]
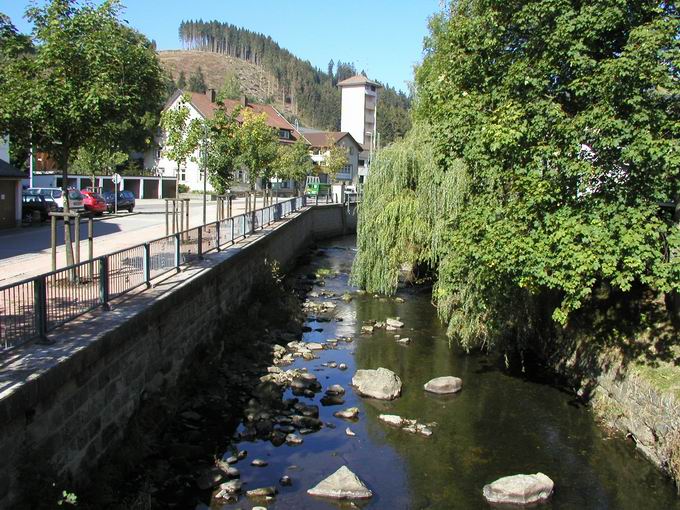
[
  {"left": 102, "top": 190, "right": 135, "bottom": 213},
  {"left": 80, "top": 190, "right": 107, "bottom": 216},
  {"left": 25, "top": 187, "right": 85, "bottom": 213},
  {"left": 22, "top": 193, "right": 57, "bottom": 222}
]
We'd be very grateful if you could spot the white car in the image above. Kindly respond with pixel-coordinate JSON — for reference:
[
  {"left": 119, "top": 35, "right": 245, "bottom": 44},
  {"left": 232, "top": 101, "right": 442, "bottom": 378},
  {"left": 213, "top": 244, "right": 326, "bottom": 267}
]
[{"left": 25, "top": 187, "right": 85, "bottom": 212}]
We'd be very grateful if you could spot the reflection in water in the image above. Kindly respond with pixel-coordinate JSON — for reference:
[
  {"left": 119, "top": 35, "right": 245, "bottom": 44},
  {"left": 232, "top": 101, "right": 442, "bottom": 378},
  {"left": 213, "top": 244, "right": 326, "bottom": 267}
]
[{"left": 222, "top": 236, "right": 679, "bottom": 510}]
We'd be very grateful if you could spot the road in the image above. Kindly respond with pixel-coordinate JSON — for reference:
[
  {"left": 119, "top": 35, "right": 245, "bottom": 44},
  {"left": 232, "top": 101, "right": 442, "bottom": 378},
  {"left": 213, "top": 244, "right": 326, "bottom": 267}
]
[{"left": 0, "top": 197, "right": 255, "bottom": 285}]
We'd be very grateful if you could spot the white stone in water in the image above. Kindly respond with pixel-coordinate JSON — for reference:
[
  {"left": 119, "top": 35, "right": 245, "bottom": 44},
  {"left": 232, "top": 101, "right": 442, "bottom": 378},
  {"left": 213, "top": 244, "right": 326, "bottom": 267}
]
[
  {"left": 334, "top": 407, "right": 359, "bottom": 420},
  {"left": 286, "top": 433, "right": 303, "bottom": 445},
  {"left": 251, "top": 459, "right": 268, "bottom": 467},
  {"left": 220, "top": 479, "right": 242, "bottom": 494},
  {"left": 338, "top": 363, "right": 348, "bottom": 370},
  {"left": 306, "top": 342, "right": 325, "bottom": 350},
  {"left": 482, "top": 473, "right": 554, "bottom": 505},
  {"left": 352, "top": 368, "right": 402, "bottom": 400},
  {"left": 386, "top": 318, "right": 404, "bottom": 328},
  {"left": 397, "top": 337, "right": 411, "bottom": 344},
  {"left": 424, "top": 376, "right": 463, "bottom": 395},
  {"left": 326, "top": 384, "right": 345, "bottom": 396},
  {"left": 378, "top": 414, "right": 404, "bottom": 427},
  {"left": 345, "top": 427, "right": 356, "bottom": 437},
  {"left": 307, "top": 466, "right": 373, "bottom": 499}
]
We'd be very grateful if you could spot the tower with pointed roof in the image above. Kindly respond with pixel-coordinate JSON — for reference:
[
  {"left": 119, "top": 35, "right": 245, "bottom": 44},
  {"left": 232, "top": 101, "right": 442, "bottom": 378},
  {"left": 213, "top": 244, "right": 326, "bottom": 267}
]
[{"left": 338, "top": 75, "right": 381, "bottom": 180}]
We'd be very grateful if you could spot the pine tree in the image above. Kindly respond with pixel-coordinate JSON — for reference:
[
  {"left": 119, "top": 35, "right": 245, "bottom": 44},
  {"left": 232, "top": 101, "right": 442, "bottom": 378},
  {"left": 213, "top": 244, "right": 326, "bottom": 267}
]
[
  {"left": 177, "top": 69, "right": 187, "bottom": 89},
  {"left": 188, "top": 66, "right": 207, "bottom": 93}
]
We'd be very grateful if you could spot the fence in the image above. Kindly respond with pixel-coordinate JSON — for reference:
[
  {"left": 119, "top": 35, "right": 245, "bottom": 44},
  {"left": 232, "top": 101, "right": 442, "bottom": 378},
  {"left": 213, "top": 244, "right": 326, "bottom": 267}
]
[{"left": 0, "top": 196, "right": 307, "bottom": 353}]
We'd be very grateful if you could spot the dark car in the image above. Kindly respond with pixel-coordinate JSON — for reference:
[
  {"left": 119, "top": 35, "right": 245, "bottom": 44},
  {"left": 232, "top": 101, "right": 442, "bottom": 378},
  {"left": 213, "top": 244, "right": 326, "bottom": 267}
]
[
  {"left": 22, "top": 193, "right": 57, "bottom": 221},
  {"left": 102, "top": 190, "right": 136, "bottom": 213}
]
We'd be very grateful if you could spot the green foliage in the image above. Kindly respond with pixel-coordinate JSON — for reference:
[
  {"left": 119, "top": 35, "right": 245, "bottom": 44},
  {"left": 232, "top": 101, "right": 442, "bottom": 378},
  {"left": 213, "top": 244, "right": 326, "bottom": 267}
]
[
  {"left": 353, "top": 1, "right": 679, "bottom": 350},
  {"left": 0, "top": 1, "right": 165, "bottom": 171},
  {"left": 160, "top": 93, "right": 202, "bottom": 186},
  {"left": 177, "top": 69, "right": 187, "bottom": 89},
  {"left": 71, "top": 143, "right": 127, "bottom": 185},
  {"left": 205, "top": 102, "right": 240, "bottom": 194},
  {"left": 274, "top": 139, "right": 314, "bottom": 193},
  {"left": 235, "top": 109, "right": 278, "bottom": 190},
  {"left": 319, "top": 138, "right": 349, "bottom": 179},
  {"left": 187, "top": 65, "right": 207, "bottom": 93},
  {"left": 218, "top": 70, "right": 242, "bottom": 101},
  {"left": 177, "top": 20, "right": 411, "bottom": 142}
]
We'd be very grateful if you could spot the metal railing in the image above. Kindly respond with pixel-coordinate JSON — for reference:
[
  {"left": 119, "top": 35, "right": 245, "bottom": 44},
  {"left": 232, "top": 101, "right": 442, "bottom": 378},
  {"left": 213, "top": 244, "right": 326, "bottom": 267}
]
[{"left": 0, "top": 196, "right": 307, "bottom": 352}]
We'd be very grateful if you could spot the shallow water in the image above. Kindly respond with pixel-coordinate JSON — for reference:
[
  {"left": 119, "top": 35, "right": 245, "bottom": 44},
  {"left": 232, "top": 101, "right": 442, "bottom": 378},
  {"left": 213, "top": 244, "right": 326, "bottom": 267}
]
[{"left": 218, "top": 236, "right": 680, "bottom": 510}]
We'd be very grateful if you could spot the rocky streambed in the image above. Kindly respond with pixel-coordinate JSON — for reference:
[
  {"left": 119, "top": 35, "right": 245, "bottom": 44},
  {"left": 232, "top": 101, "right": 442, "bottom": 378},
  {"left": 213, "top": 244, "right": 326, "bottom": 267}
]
[{"left": 97, "top": 236, "right": 680, "bottom": 510}]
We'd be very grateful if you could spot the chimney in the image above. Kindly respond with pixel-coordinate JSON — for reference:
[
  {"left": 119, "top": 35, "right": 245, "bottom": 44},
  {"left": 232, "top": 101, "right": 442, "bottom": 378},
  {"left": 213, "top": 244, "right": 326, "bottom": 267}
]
[
  {"left": 206, "top": 88, "right": 216, "bottom": 103},
  {"left": 240, "top": 94, "right": 248, "bottom": 107}
]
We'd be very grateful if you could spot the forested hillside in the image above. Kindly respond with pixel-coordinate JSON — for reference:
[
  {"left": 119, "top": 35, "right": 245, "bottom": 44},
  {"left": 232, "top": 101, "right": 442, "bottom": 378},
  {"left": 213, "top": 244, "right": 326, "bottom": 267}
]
[{"left": 173, "top": 20, "right": 411, "bottom": 144}]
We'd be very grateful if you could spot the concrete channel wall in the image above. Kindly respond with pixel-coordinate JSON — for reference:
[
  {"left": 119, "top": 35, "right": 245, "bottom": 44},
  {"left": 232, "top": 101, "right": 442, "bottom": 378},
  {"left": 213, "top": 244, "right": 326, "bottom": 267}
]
[{"left": 0, "top": 204, "right": 357, "bottom": 508}]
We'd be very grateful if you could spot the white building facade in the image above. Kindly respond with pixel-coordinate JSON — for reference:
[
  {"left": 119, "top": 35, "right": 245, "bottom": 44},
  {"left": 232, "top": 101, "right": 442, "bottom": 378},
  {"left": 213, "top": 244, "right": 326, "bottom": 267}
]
[
  {"left": 303, "top": 131, "right": 362, "bottom": 184},
  {"left": 145, "top": 90, "right": 305, "bottom": 193},
  {"left": 338, "top": 75, "right": 381, "bottom": 182}
]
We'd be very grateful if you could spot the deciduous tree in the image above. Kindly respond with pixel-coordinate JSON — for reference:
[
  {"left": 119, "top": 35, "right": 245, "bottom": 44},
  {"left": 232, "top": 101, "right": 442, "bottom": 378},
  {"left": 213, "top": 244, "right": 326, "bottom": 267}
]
[
  {"left": 0, "top": 0, "right": 164, "bottom": 266},
  {"left": 274, "top": 139, "right": 313, "bottom": 195}
]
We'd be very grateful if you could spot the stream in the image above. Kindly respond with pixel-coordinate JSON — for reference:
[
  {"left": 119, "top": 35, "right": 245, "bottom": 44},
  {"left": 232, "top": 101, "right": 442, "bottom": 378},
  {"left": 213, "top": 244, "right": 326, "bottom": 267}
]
[{"left": 208, "top": 235, "right": 680, "bottom": 510}]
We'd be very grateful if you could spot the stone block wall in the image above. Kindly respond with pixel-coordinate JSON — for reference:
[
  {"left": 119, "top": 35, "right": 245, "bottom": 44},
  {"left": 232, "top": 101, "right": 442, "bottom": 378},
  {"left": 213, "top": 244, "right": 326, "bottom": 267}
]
[{"left": 0, "top": 204, "right": 354, "bottom": 508}]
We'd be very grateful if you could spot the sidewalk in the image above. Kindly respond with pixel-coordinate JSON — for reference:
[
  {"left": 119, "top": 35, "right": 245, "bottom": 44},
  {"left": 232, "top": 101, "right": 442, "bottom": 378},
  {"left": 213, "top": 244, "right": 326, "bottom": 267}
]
[{"left": 0, "top": 198, "right": 253, "bottom": 286}]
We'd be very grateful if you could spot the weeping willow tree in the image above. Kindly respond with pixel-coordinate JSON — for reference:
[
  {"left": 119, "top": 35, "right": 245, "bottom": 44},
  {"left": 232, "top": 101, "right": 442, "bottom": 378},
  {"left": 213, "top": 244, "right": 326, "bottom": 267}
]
[{"left": 352, "top": 1, "right": 678, "bottom": 352}]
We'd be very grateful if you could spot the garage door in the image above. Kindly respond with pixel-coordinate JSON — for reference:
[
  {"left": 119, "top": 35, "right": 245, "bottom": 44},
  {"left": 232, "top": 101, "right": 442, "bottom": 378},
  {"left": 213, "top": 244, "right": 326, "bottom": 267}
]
[{"left": 0, "top": 180, "right": 16, "bottom": 228}]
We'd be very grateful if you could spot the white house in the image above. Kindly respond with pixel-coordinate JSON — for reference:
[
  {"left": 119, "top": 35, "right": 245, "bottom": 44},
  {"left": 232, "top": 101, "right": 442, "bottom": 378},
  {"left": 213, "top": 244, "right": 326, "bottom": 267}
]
[
  {"left": 338, "top": 75, "right": 382, "bottom": 182},
  {"left": 146, "top": 90, "right": 305, "bottom": 192},
  {"left": 301, "top": 131, "right": 362, "bottom": 185}
]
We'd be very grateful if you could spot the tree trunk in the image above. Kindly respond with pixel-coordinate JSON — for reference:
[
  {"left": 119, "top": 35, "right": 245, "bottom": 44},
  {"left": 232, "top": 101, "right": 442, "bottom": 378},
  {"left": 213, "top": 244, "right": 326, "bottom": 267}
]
[
  {"left": 669, "top": 198, "right": 680, "bottom": 326},
  {"left": 61, "top": 153, "right": 75, "bottom": 269}
]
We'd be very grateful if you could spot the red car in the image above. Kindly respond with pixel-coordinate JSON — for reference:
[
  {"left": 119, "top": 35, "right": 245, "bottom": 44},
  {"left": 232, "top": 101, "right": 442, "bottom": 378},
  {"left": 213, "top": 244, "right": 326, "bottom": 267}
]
[{"left": 80, "top": 190, "right": 107, "bottom": 216}]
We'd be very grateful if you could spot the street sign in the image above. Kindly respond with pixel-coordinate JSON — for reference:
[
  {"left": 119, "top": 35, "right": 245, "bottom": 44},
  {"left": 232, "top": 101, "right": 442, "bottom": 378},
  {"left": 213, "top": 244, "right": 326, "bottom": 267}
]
[{"left": 111, "top": 173, "right": 122, "bottom": 184}]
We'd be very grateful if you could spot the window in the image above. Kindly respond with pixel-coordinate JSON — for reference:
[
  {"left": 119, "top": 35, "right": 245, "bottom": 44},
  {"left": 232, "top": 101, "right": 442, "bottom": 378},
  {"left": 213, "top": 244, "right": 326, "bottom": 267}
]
[
  {"left": 180, "top": 171, "right": 186, "bottom": 181},
  {"left": 370, "top": 85, "right": 376, "bottom": 92},
  {"left": 156, "top": 148, "right": 162, "bottom": 159},
  {"left": 279, "top": 129, "right": 291, "bottom": 140},
  {"left": 359, "top": 159, "right": 365, "bottom": 166},
  {"left": 348, "top": 146, "right": 354, "bottom": 155}
]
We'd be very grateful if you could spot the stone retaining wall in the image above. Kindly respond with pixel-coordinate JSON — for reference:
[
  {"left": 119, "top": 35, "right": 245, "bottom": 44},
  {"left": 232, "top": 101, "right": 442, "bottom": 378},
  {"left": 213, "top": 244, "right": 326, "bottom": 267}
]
[{"left": 0, "top": 204, "right": 355, "bottom": 508}]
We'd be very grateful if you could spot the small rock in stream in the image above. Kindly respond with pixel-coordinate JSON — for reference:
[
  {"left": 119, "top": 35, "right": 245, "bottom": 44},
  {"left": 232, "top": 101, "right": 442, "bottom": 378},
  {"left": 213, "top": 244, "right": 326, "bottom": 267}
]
[
  {"left": 246, "top": 486, "right": 278, "bottom": 498},
  {"left": 286, "top": 433, "right": 304, "bottom": 445},
  {"left": 345, "top": 427, "right": 356, "bottom": 437},
  {"left": 334, "top": 407, "right": 359, "bottom": 420},
  {"left": 280, "top": 475, "right": 293, "bottom": 486},
  {"left": 307, "top": 465, "right": 373, "bottom": 499},
  {"left": 237, "top": 450, "right": 247, "bottom": 460},
  {"left": 251, "top": 459, "right": 269, "bottom": 467},
  {"left": 424, "top": 376, "right": 463, "bottom": 394},
  {"left": 482, "top": 473, "right": 554, "bottom": 505},
  {"left": 321, "top": 395, "right": 345, "bottom": 406},
  {"left": 339, "top": 363, "right": 348, "bottom": 370},
  {"left": 352, "top": 368, "right": 402, "bottom": 400},
  {"left": 386, "top": 317, "right": 404, "bottom": 328},
  {"left": 220, "top": 479, "right": 242, "bottom": 494},
  {"left": 326, "top": 384, "right": 346, "bottom": 396},
  {"left": 226, "top": 456, "right": 238, "bottom": 464}
]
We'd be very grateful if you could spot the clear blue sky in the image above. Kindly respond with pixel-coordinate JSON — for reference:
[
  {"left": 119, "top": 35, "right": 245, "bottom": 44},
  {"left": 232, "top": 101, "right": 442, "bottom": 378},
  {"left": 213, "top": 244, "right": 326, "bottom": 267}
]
[{"left": 3, "top": 0, "right": 442, "bottom": 93}]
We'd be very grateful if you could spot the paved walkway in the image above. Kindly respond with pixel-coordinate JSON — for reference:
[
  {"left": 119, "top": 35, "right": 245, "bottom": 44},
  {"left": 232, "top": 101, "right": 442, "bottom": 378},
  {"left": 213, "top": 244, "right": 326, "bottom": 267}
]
[{"left": 0, "top": 197, "right": 281, "bottom": 285}]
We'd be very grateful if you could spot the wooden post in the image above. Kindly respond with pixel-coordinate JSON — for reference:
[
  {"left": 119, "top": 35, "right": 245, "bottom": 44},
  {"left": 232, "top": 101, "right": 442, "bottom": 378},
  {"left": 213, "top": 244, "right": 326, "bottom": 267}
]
[{"left": 51, "top": 214, "right": 57, "bottom": 271}]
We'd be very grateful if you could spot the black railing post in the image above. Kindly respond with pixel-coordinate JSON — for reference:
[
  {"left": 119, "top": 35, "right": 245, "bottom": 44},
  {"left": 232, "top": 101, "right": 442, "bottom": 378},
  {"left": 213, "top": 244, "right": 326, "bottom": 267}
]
[
  {"left": 197, "top": 226, "right": 203, "bottom": 259},
  {"left": 216, "top": 220, "right": 221, "bottom": 251},
  {"left": 34, "top": 275, "right": 48, "bottom": 342},
  {"left": 174, "top": 233, "right": 181, "bottom": 270},
  {"left": 143, "top": 243, "right": 151, "bottom": 288},
  {"left": 99, "top": 256, "right": 110, "bottom": 310}
]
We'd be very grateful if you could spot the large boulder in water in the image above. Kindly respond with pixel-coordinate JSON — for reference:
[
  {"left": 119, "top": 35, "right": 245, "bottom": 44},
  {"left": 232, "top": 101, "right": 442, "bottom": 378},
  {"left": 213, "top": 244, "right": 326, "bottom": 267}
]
[
  {"left": 352, "top": 368, "right": 402, "bottom": 400},
  {"left": 424, "top": 376, "right": 463, "bottom": 394},
  {"left": 482, "top": 473, "right": 554, "bottom": 505},
  {"left": 307, "top": 466, "right": 373, "bottom": 499}
]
